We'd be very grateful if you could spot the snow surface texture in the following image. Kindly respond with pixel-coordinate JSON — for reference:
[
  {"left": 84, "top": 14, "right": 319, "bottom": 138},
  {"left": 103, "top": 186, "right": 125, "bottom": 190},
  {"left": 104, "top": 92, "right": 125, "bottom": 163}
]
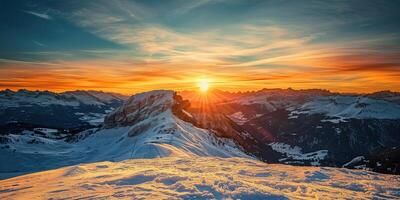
[{"left": 1, "top": 157, "right": 399, "bottom": 200}]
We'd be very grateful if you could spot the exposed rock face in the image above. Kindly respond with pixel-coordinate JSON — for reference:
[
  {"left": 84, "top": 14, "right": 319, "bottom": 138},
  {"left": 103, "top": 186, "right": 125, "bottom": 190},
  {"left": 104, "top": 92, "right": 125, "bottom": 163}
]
[{"left": 103, "top": 90, "right": 175, "bottom": 128}]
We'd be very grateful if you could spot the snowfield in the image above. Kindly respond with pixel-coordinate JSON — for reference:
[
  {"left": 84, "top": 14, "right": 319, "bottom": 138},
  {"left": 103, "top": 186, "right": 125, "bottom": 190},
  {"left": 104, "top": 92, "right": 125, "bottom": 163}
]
[{"left": 1, "top": 157, "right": 399, "bottom": 200}]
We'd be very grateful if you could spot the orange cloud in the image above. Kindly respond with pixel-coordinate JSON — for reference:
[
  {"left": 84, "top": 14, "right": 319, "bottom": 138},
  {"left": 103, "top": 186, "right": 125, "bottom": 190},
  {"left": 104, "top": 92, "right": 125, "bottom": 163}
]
[{"left": 1, "top": 55, "right": 399, "bottom": 94}]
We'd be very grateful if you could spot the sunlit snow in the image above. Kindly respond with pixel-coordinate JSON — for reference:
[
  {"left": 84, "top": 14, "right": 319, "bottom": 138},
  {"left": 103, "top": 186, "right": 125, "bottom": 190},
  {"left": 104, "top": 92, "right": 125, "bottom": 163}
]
[{"left": 1, "top": 157, "right": 399, "bottom": 199}]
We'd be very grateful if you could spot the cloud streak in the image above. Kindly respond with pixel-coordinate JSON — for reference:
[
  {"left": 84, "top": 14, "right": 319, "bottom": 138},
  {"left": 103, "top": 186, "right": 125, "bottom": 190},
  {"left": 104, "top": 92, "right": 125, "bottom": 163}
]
[{"left": 24, "top": 10, "right": 53, "bottom": 20}]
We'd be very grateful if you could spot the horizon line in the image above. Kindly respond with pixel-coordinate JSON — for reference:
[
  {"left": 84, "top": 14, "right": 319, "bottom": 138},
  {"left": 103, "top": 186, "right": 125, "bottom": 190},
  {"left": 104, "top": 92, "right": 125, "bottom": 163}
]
[{"left": 1, "top": 87, "right": 399, "bottom": 96}]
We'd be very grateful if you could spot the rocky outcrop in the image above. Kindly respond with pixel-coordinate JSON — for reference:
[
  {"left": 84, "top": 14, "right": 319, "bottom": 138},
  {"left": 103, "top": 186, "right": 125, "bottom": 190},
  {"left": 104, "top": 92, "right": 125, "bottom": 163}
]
[{"left": 103, "top": 90, "right": 175, "bottom": 129}]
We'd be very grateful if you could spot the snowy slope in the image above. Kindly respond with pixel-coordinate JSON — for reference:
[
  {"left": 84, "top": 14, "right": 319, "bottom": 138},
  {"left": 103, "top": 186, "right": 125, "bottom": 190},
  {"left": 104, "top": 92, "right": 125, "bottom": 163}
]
[
  {"left": 77, "top": 112, "right": 248, "bottom": 160},
  {"left": 1, "top": 157, "right": 399, "bottom": 200}
]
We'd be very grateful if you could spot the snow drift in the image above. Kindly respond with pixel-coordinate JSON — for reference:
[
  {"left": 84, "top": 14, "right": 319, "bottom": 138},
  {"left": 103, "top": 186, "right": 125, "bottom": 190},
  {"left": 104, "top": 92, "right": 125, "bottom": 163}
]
[{"left": 1, "top": 157, "right": 399, "bottom": 199}]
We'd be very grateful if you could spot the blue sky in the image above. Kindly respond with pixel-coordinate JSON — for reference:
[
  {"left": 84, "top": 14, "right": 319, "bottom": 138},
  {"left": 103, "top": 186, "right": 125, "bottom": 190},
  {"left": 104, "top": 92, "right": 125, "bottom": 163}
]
[{"left": 0, "top": 0, "right": 399, "bottom": 93}]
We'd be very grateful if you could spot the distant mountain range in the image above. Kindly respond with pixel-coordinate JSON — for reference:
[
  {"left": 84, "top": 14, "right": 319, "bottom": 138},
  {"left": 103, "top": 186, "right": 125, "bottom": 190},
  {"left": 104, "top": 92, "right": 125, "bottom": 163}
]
[
  {"left": 0, "top": 88, "right": 399, "bottom": 180},
  {"left": 0, "top": 89, "right": 128, "bottom": 129},
  {"left": 182, "top": 88, "right": 400, "bottom": 174},
  {"left": 180, "top": 89, "right": 400, "bottom": 174}
]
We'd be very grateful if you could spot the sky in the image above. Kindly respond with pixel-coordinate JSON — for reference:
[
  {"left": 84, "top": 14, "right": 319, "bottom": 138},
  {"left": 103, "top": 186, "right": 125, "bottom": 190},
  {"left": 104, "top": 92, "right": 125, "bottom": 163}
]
[{"left": 0, "top": 0, "right": 400, "bottom": 94}]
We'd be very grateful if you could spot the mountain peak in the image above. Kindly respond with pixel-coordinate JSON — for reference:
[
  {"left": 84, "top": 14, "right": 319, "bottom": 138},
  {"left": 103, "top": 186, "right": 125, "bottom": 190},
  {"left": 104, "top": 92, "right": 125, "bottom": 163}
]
[{"left": 103, "top": 90, "right": 176, "bottom": 128}]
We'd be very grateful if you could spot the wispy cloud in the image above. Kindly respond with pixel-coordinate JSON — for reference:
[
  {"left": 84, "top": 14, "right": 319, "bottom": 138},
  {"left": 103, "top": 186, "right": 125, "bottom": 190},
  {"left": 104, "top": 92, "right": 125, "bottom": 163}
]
[
  {"left": 170, "top": 0, "right": 213, "bottom": 16},
  {"left": 77, "top": 21, "right": 313, "bottom": 65},
  {"left": 24, "top": 10, "right": 53, "bottom": 20},
  {"left": 33, "top": 40, "right": 46, "bottom": 47},
  {"left": 0, "top": 58, "right": 61, "bottom": 66}
]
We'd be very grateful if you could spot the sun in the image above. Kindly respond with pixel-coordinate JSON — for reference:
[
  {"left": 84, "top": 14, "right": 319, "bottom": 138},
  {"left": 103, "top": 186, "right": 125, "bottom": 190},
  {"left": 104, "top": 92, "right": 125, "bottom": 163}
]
[{"left": 198, "top": 79, "right": 210, "bottom": 92}]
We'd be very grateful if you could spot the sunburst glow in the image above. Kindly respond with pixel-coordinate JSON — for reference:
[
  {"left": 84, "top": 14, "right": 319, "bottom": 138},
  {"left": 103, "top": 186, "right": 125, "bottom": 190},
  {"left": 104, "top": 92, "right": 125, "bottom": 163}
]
[{"left": 198, "top": 79, "right": 210, "bottom": 92}]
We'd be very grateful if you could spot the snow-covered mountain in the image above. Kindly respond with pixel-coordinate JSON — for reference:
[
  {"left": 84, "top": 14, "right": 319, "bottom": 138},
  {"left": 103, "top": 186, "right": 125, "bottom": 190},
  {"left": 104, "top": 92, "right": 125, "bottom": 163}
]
[
  {"left": 0, "top": 89, "right": 128, "bottom": 128},
  {"left": 296, "top": 95, "right": 400, "bottom": 120},
  {"left": 100, "top": 90, "right": 247, "bottom": 159},
  {"left": 0, "top": 90, "right": 248, "bottom": 179},
  {"left": 0, "top": 89, "right": 126, "bottom": 108},
  {"left": 219, "top": 89, "right": 400, "bottom": 123},
  {"left": 367, "top": 90, "right": 400, "bottom": 104},
  {"left": 181, "top": 88, "right": 400, "bottom": 173}
]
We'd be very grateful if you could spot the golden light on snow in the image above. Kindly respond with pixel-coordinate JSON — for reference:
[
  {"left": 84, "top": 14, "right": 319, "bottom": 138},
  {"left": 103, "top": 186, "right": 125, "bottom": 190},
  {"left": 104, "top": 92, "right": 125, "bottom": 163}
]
[{"left": 1, "top": 157, "right": 399, "bottom": 199}]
